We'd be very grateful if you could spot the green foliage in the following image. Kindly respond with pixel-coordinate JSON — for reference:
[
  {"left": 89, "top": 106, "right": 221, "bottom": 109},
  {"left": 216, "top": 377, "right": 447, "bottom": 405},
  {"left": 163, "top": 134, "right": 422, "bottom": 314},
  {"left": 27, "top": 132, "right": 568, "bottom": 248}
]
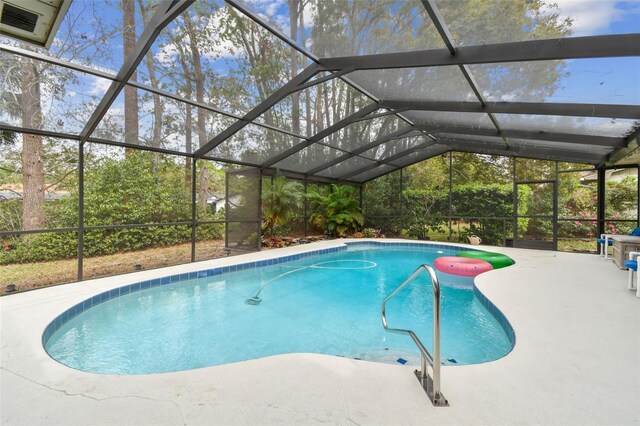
[
  {"left": 0, "top": 153, "right": 224, "bottom": 265},
  {"left": 262, "top": 170, "right": 305, "bottom": 237},
  {"left": 558, "top": 173, "right": 597, "bottom": 219},
  {"left": 362, "top": 171, "right": 403, "bottom": 235},
  {"left": 452, "top": 153, "right": 512, "bottom": 186},
  {"left": 606, "top": 177, "right": 638, "bottom": 219},
  {"left": 0, "top": 233, "right": 78, "bottom": 264},
  {"left": 402, "top": 188, "right": 448, "bottom": 239},
  {"left": 400, "top": 184, "right": 525, "bottom": 245},
  {"left": 308, "top": 184, "right": 363, "bottom": 237}
]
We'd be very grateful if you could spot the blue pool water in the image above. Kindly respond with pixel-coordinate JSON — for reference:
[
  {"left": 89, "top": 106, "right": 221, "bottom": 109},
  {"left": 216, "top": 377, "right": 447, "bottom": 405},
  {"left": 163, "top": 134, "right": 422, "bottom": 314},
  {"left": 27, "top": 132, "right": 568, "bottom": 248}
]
[{"left": 44, "top": 243, "right": 514, "bottom": 374}]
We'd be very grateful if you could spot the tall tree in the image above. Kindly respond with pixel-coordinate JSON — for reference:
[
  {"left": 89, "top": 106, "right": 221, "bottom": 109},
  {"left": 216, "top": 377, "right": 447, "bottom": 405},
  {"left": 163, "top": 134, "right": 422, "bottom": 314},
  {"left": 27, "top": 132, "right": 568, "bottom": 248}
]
[
  {"left": 176, "top": 43, "right": 194, "bottom": 189},
  {"left": 137, "top": 0, "right": 163, "bottom": 150},
  {"left": 122, "top": 0, "right": 139, "bottom": 154},
  {"left": 20, "top": 58, "right": 45, "bottom": 230},
  {"left": 182, "top": 11, "right": 210, "bottom": 212},
  {"left": 288, "top": 0, "right": 301, "bottom": 136}
]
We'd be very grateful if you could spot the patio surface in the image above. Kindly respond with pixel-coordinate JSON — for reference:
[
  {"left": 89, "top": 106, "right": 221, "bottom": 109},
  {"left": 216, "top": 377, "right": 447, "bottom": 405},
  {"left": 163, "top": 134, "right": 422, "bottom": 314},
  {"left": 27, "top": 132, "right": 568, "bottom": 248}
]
[{"left": 1, "top": 239, "right": 639, "bottom": 425}]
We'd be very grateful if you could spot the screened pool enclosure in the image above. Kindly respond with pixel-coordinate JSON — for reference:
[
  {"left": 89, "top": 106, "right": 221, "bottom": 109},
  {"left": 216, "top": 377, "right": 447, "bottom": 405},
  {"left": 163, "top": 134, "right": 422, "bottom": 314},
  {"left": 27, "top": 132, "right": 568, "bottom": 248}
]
[{"left": 1, "top": 0, "right": 638, "bottom": 290}]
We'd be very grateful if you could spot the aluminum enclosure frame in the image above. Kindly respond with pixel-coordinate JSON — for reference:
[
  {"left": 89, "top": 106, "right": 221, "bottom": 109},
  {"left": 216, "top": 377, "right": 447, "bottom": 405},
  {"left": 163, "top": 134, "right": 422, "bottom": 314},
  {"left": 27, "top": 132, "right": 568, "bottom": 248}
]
[{"left": 1, "top": 0, "right": 639, "bottom": 286}]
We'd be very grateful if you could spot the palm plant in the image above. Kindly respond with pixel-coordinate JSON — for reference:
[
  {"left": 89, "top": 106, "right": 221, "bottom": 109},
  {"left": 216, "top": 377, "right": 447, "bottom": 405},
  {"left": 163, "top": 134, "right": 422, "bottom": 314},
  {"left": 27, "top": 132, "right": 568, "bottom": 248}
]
[
  {"left": 262, "top": 170, "right": 304, "bottom": 237},
  {"left": 308, "top": 184, "right": 364, "bottom": 237}
]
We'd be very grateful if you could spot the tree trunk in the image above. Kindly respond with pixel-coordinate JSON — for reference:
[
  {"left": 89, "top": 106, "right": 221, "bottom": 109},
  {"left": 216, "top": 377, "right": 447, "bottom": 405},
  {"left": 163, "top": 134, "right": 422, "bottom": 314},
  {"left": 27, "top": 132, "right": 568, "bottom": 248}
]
[
  {"left": 20, "top": 58, "right": 45, "bottom": 231},
  {"left": 183, "top": 12, "right": 209, "bottom": 213},
  {"left": 184, "top": 107, "right": 192, "bottom": 190},
  {"left": 123, "top": 0, "right": 139, "bottom": 155},
  {"left": 300, "top": 9, "right": 312, "bottom": 136},
  {"left": 288, "top": 0, "right": 300, "bottom": 135},
  {"left": 138, "top": 0, "right": 162, "bottom": 151},
  {"left": 171, "top": 37, "right": 193, "bottom": 190},
  {"left": 182, "top": 57, "right": 193, "bottom": 191}
]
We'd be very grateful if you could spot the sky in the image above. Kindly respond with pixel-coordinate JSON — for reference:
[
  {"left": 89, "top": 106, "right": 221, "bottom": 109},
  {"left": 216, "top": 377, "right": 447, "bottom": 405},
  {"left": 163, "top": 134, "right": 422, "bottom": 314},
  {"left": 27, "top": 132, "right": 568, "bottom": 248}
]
[{"left": 1, "top": 0, "right": 638, "bottom": 144}]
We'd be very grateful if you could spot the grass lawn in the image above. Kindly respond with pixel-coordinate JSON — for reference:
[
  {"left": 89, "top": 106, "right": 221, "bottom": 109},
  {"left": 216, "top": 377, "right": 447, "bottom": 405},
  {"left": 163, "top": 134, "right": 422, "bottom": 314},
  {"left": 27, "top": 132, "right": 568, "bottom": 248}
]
[
  {"left": 1, "top": 239, "right": 226, "bottom": 293},
  {"left": 2, "top": 236, "right": 598, "bottom": 294}
]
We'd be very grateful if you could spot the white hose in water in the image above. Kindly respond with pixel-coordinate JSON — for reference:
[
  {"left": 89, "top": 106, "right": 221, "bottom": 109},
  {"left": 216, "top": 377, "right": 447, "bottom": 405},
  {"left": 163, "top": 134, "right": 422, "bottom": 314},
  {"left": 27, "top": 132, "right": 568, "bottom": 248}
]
[{"left": 246, "top": 259, "right": 377, "bottom": 304}]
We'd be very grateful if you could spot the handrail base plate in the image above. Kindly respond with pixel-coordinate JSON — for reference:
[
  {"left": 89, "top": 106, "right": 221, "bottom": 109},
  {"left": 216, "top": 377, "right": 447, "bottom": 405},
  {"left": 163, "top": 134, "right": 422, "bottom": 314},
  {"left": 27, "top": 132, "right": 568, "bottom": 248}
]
[{"left": 414, "top": 369, "right": 449, "bottom": 407}]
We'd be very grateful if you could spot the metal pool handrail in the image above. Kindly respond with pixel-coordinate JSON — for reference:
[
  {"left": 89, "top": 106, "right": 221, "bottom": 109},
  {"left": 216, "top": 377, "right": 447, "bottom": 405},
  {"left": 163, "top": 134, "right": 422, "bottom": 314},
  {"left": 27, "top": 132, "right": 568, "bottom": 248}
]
[{"left": 381, "top": 264, "right": 448, "bottom": 407}]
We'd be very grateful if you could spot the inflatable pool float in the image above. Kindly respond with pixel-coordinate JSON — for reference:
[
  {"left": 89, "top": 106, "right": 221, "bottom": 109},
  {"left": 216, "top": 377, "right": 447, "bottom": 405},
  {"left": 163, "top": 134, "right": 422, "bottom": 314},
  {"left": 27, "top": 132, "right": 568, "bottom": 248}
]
[
  {"left": 457, "top": 250, "right": 515, "bottom": 269},
  {"left": 433, "top": 256, "right": 493, "bottom": 277}
]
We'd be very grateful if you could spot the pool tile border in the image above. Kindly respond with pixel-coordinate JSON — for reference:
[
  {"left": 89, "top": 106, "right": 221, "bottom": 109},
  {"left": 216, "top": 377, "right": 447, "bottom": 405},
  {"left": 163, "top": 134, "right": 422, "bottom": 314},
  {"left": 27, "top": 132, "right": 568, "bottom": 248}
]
[
  {"left": 42, "top": 241, "right": 515, "bottom": 352},
  {"left": 42, "top": 246, "right": 347, "bottom": 345},
  {"left": 473, "top": 286, "right": 516, "bottom": 346}
]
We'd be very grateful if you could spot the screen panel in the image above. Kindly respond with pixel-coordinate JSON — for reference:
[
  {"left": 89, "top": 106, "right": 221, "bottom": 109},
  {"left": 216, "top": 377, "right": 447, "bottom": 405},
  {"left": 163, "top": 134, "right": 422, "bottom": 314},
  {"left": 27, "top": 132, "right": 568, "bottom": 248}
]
[
  {"left": 0, "top": 136, "right": 78, "bottom": 231},
  {"left": 195, "top": 223, "right": 227, "bottom": 262},
  {"left": 470, "top": 58, "right": 640, "bottom": 105},
  {"left": 402, "top": 154, "right": 451, "bottom": 241},
  {"left": 1, "top": 231, "right": 78, "bottom": 292},
  {"left": 349, "top": 164, "right": 396, "bottom": 183},
  {"left": 271, "top": 143, "right": 346, "bottom": 174},
  {"left": 435, "top": 0, "right": 640, "bottom": 47},
  {"left": 319, "top": 114, "right": 404, "bottom": 152},
  {"left": 83, "top": 146, "right": 192, "bottom": 226},
  {"left": 348, "top": 66, "right": 475, "bottom": 103},
  {"left": 363, "top": 169, "right": 402, "bottom": 236},
  {"left": 207, "top": 125, "right": 304, "bottom": 165},
  {"left": 234, "top": 0, "right": 446, "bottom": 58},
  {"left": 495, "top": 114, "right": 639, "bottom": 137},
  {"left": 360, "top": 134, "right": 431, "bottom": 161},
  {"left": 92, "top": 87, "right": 236, "bottom": 153},
  {"left": 405, "top": 111, "right": 496, "bottom": 130},
  {"left": 557, "top": 170, "right": 598, "bottom": 253},
  {"left": 137, "top": 0, "right": 308, "bottom": 116},
  {"left": 0, "top": 51, "right": 112, "bottom": 135},
  {"left": 255, "top": 74, "right": 371, "bottom": 137},
  {"left": 388, "top": 145, "right": 450, "bottom": 168},
  {"left": 225, "top": 167, "right": 261, "bottom": 252},
  {"left": 317, "top": 156, "right": 377, "bottom": 179},
  {"left": 605, "top": 168, "right": 639, "bottom": 221},
  {"left": 83, "top": 225, "right": 192, "bottom": 281}
]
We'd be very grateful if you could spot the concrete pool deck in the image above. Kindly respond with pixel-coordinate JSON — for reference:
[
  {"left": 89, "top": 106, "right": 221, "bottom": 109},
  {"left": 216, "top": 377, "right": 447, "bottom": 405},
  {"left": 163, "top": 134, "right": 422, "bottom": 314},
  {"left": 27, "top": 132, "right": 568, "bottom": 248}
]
[{"left": 1, "top": 239, "right": 639, "bottom": 425}]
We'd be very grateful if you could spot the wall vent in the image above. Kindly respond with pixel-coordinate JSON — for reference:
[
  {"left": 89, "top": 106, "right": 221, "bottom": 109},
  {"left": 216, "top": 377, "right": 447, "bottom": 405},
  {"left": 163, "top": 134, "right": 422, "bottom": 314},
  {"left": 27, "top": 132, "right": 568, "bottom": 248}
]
[
  {"left": 1, "top": 3, "right": 39, "bottom": 33},
  {"left": 0, "top": 0, "right": 71, "bottom": 48}
]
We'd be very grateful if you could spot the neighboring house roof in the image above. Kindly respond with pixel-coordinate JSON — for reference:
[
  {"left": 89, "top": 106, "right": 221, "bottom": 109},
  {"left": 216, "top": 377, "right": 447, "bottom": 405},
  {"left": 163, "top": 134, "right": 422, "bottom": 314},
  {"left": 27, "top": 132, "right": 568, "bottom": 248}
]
[
  {"left": 580, "top": 168, "right": 637, "bottom": 183},
  {"left": 0, "top": 190, "right": 69, "bottom": 201}
]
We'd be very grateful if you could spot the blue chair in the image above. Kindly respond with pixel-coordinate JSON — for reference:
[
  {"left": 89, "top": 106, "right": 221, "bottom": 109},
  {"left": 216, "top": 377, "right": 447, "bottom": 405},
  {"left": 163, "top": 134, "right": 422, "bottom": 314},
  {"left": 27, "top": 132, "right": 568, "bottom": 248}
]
[
  {"left": 623, "top": 251, "right": 639, "bottom": 298},
  {"left": 598, "top": 227, "right": 640, "bottom": 259}
]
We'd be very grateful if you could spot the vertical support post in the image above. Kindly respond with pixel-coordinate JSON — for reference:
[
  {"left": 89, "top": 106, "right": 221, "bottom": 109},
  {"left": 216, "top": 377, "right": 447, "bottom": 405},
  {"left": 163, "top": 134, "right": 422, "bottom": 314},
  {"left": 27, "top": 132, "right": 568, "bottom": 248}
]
[
  {"left": 359, "top": 184, "right": 365, "bottom": 232},
  {"left": 420, "top": 356, "right": 428, "bottom": 382},
  {"left": 77, "top": 143, "right": 85, "bottom": 281},
  {"left": 190, "top": 158, "right": 197, "bottom": 262},
  {"left": 432, "top": 267, "right": 442, "bottom": 403},
  {"left": 399, "top": 168, "right": 404, "bottom": 237},
  {"left": 304, "top": 181, "right": 308, "bottom": 237},
  {"left": 503, "top": 218, "right": 507, "bottom": 245},
  {"left": 448, "top": 152, "right": 453, "bottom": 242},
  {"left": 512, "top": 159, "right": 518, "bottom": 246},
  {"left": 597, "top": 168, "right": 606, "bottom": 252},
  {"left": 637, "top": 167, "right": 639, "bottom": 228},
  {"left": 553, "top": 161, "right": 559, "bottom": 251},
  {"left": 225, "top": 171, "right": 229, "bottom": 250},
  {"left": 257, "top": 169, "right": 263, "bottom": 252}
]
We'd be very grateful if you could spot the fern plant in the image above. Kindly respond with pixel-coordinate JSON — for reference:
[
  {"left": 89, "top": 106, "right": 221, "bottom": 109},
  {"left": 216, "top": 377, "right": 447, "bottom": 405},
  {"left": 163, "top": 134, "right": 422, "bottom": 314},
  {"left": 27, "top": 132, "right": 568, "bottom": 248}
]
[{"left": 308, "top": 184, "right": 363, "bottom": 237}]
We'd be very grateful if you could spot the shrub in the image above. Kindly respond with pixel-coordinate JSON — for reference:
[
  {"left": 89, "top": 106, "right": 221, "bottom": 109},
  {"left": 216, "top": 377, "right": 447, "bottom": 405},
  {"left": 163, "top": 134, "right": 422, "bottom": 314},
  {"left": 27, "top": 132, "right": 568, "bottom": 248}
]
[
  {"left": 308, "top": 184, "right": 363, "bottom": 237},
  {"left": 1, "top": 153, "right": 224, "bottom": 265}
]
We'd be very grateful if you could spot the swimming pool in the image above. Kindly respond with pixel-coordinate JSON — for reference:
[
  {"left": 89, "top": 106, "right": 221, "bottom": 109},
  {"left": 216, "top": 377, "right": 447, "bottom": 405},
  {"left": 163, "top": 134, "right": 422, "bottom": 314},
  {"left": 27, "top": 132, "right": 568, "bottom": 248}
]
[{"left": 43, "top": 242, "right": 515, "bottom": 375}]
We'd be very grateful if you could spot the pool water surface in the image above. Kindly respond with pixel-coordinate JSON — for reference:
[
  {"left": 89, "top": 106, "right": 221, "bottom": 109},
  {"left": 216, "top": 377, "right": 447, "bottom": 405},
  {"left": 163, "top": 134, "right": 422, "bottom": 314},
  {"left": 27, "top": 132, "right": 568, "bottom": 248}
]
[{"left": 44, "top": 243, "right": 514, "bottom": 374}]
